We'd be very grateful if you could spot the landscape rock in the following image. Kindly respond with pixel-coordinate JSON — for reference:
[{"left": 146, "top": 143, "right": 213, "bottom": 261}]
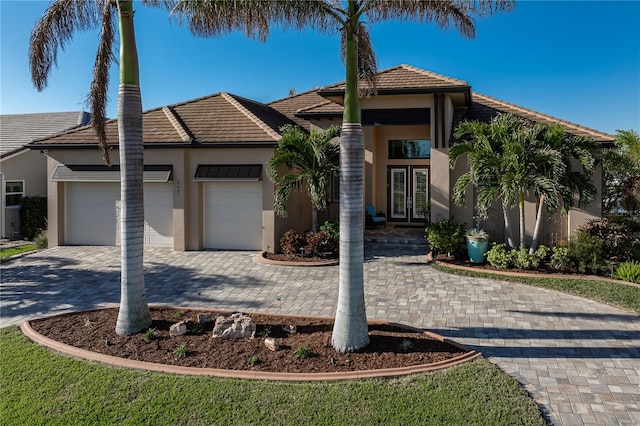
[
  {"left": 196, "top": 313, "right": 211, "bottom": 323},
  {"left": 212, "top": 312, "right": 256, "bottom": 340},
  {"left": 282, "top": 324, "right": 297, "bottom": 334},
  {"left": 170, "top": 321, "right": 187, "bottom": 336},
  {"left": 264, "top": 337, "right": 281, "bottom": 351}
]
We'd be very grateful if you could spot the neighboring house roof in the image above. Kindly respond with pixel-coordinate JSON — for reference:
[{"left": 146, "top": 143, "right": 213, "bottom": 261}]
[
  {"left": 0, "top": 111, "right": 90, "bottom": 158},
  {"left": 451, "top": 92, "right": 615, "bottom": 143},
  {"left": 269, "top": 90, "right": 331, "bottom": 130},
  {"left": 318, "top": 64, "right": 470, "bottom": 95},
  {"left": 32, "top": 92, "right": 295, "bottom": 148}
]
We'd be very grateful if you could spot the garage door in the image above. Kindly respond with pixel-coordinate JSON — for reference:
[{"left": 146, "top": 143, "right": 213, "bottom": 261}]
[
  {"left": 204, "top": 182, "right": 262, "bottom": 250},
  {"left": 65, "top": 182, "right": 173, "bottom": 247}
]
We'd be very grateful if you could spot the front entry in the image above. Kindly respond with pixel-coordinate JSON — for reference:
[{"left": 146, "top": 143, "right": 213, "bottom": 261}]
[{"left": 387, "top": 166, "right": 429, "bottom": 223}]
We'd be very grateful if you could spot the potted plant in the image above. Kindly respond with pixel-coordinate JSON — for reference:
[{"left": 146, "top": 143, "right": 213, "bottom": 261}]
[{"left": 466, "top": 228, "right": 489, "bottom": 263}]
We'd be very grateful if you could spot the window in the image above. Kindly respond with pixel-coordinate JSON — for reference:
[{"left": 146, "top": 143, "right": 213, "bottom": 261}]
[
  {"left": 389, "top": 140, "right": 431, "bottom": 159},
  {"left": 330, "top": 171, "right": 340, "bottom": 203},
  {"left": 5, "top": 181, "right": 24, "bottom": 207}
]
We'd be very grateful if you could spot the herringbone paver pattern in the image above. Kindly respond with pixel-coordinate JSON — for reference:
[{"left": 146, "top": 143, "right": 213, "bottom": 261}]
[{"left": 1, "top": 246, "right": 638, "bottom": 425}]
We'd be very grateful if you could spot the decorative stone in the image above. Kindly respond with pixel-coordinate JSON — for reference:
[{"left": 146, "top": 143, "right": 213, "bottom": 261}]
[
  {"left": 211, "top": 312, "right": 256, "bottom": 340},
  {"left": 170, "top": 321, "right": 187, "bottom": 336},
  {"left": 283, "top": 324, "right": 297, "bottom": 334},
  {"left": 196, "top": 313, "right": 211, "bottom": 324},
  {"left": 264, "top": 337, "right": 281, "bottom": 351}
]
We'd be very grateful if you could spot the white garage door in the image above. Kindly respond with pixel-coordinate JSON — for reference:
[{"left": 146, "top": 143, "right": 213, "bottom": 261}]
[
  {"left": 204, "top": 182, "right": 262, "bottom": 250},
  {"left": 66, "top": 182, "right": 173, "bottom": 247}
]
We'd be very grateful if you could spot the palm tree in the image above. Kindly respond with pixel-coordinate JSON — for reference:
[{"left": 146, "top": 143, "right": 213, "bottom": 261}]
[
  {"left": 267, "top": 125, "right": 340, "bottom": 233},
  {"left": 604, "top": 129, "right": 640, "bottom": 214},
  {"left": 450, "top": 114, "right": 523, "bottom": 248},
  {"left": 528, "top": 124, "right": 600, "bottom": 253},
  {"left": 174, "top": 0, "right": 514, "bottom": 352},
  {"left": 29, "top": 0, "right": 172, "bottom": 334}
]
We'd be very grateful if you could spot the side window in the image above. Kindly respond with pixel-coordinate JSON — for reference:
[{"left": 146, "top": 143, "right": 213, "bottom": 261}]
[
  {"left": 5, "top": 181, "right": 24, "bottom": 207},
  {"left": 331, "top": 171, "right": 340, "bottom": 203}
]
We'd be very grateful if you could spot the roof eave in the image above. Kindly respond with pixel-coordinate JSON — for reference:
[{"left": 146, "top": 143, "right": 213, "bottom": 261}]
[{"left": 317, "top": 86, "right": 471, "bottom": 97}]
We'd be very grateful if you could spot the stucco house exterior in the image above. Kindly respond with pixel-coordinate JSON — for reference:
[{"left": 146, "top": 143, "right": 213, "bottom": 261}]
[
  {"left": 0, "top": 111, "right": 91, "bottom": 239},
  {"left": 30, "top": 65, "right": 614, "bottom": 251}
]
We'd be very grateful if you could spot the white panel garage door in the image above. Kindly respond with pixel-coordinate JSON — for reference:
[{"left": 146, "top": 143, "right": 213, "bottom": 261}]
[
  {"left": 204, "top": 182, "right": 262, "bottom": 250},
  {"left": 66, "top": 182, "right": 173, "bottom": 247}
]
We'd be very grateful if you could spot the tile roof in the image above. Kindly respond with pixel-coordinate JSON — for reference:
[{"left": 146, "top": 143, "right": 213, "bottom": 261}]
[
  {"left": 1, "top": 111, "right": 90, "bottom": 158},
  {"left": 457, "top": 92, "right": 615, "bottom": 143},
  {"left": 319, "top": 64, "right": 469, "bottom": 94},
  {"left": 32, "top": 93, "right": 295, "bottom": 147},
  {"left": 269, "top": 90, "right": 331, "bottom": 130}
]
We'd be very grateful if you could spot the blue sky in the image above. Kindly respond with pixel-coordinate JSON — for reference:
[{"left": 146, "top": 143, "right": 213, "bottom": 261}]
[{"left": 1, "top": 1, "right": 638, "bottom": 135}]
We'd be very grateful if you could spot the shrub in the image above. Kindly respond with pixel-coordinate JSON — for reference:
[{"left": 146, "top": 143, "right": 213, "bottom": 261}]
[
  {"left": 578, "top": 218, "right": 637, "bottom": 262},
  {"left": 280, "top": 229, "right": 304, "bottom": 255},
  {"left": 512, "top": 248, "right": 540, "bottom": 270},
  {"left": 549, "top": 246, "right": 573, "bottom": 272},
  {"left": 534, "top": 245, "right": 551, "bottom": 262},
  {"left": 567, "top": 231, "right": 607, "bottom": 275},
  {"left": 320, "top": 219, "right": 339, "bottom": 242},
  {"left": 425, "top": 219, "right": 465, "bottom": 257},
  {"left": 486, "top": 243, "right": 511, "bottom": 269},
  {"left": 33, "top": 229, "right": 48, "bottom": 249},
  {"left": 18, "top": 196, "right": 47, "bottom": 240},
  {"left": 614, "top": 261, "right": 640, "bottom": 283},
  {"left": 305, "top": 230, "right": 337, "bottom": 258}
]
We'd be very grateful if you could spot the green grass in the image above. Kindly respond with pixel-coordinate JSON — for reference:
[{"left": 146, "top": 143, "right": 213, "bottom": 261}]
[
  {"left": 0, "top": 326, "right": 545, "bottom": 425},
  {"left": 0, "top": 244, "right": 35, "bottom": 260},
  {"left": 431, "top": 263, "right": 640, "bottom": 313}
]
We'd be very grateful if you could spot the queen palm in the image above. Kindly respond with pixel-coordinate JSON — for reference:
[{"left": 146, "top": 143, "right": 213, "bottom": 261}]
[
  {"left": 267, "top": 125, "right": 340, "bottom": 233},
  {"left": 174, "top": 0, "right": 514, "bottom": 352},
  {"left": 29, "top": 0, "right": 168, "bottom": 334}
]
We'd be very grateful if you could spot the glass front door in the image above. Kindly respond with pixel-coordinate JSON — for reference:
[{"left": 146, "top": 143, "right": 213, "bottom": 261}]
[{"left": 388, "top": 166, "right": 429, "bottom": 223}]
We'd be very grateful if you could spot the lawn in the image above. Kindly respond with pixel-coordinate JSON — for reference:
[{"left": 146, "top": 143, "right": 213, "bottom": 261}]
[
  {"left": 0, "top": 326, "right": 545, "bottom": 425},
  {"left": 0, "top": 243, "right": 35, "bottom": 260},
  {"left": 431, "top": 263, "right": 640, "bottom": 313}
]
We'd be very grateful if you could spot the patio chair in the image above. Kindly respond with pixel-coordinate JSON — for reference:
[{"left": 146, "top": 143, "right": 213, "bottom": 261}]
[{"left": 365, "top": 205, "right": 386, "bottom": 228}]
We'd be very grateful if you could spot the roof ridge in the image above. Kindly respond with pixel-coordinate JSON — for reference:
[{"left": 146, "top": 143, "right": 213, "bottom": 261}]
[
  {"left": 268, "top": 87, "right": 323, "bottom": 105},
  {"left": 472, "top": 92, "right": 614, "bottom": 140},
  {"left": 221, "top": 92, "right": 281, "bottom": 141},
  {"left": 296, "top": 99, "right": 335, "bottom": 113},
  {"left": 399, "top": 64, "right": 469, "bottom": 86},
  {"left": 162, "top": 106, "right": 193, "bottom": 142}
]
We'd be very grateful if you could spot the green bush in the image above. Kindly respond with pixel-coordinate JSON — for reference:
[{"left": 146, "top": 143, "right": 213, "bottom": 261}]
[
  {"left": 549, "top": 246, "right": 572, "bottom": 272},
  {"left": 18, "top": 196, "right": 47, "bottom": 241},
  {"left": 567, "top": 232, "right": 607, "bottom": 275},
  {"left": 512, "top": 248, "right": 540, "bottom": 270},
  {"left": 320, "top": 219, "right": 339, "bottom": 241},
  {"left": 425, "top": 219, "right": 465, "bottom": 257},
  {"left": 486, "top": 243, "right": 511, "bottom": 269},
  {"left": 578, "top": 218, "right": 638, "bottom": 262},
  {"left": 614, "top": 261, "right": 640, "bottom": 283}
]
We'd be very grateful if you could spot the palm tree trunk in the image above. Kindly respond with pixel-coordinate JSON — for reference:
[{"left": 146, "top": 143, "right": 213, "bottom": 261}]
[
  {"left": 311, "top": 205, "right": 318, "bottom": 233},
  {"left": 502, "top": 202, "right": 515, "bottom": 249},
  {"left": 332, "top": 5, "right": 369, "bottom": 352},
  {"left": 519, "top": 191, "right": 525, "bottom": 250},
  {"left": 529, "top": 195, "right": 545, "bottom": 254},
  {"left": 115, "top": 0, "right": 151, "bottom": 335}
]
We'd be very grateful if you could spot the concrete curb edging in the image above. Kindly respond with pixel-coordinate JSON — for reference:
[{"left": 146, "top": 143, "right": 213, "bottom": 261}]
[
  {"left": 20, "top": 307, "right": 481, "bottom": 381},
  {"left": 433, "top": 260, "right": 640, "bottom": 289},
  {"left": 258, "top": 252, "right": 339, "bottom": 267}
]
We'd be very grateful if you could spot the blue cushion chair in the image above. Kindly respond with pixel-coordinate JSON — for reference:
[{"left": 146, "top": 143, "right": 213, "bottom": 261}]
[{"left": 365, "top": 205, "right": 386, "bottom": 228}]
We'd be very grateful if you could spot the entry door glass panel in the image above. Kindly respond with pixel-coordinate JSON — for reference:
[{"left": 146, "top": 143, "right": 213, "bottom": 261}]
[
  {"left": 391, "top": 168, "right": 407, "bottom": 219},
  {"left": 412, "top": 168, "right": 429, "bottom": 220}
]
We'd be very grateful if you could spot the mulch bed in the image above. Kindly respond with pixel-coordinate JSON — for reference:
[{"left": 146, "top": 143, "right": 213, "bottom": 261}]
[
  {"left": 29, "top": 307, "right": 465, "bottom": 373},
  {"left": 263, "top": 252, "right": 337, "bottom": 263}
]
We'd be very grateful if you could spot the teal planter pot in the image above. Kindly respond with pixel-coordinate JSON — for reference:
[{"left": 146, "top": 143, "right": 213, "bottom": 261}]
[{"left": 467, "top": 238, "right": 488, "bottom": 263}]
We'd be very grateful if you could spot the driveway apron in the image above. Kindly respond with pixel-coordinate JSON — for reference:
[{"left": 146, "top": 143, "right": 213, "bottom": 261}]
[{"left": 1, "top": 246, "right": 639, "bottom": 425}]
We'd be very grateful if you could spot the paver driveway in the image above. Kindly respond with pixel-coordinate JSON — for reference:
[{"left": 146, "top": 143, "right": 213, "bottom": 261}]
[{"left": 1, "top": 246, "right": 639, "bottom": 425}]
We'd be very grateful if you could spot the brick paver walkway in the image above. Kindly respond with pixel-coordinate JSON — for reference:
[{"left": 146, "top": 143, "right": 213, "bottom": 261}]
[{"left": 1, "top": 246, "right": 638, "bottom": 425}]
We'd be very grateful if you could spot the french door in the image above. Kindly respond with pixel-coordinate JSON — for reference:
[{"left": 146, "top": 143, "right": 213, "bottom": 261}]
[{"left": 388, "top": 166, "right": 429, "bottom": 223}]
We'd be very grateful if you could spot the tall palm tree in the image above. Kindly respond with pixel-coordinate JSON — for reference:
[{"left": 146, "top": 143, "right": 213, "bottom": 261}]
[
  {"left": 174, "top": 0, "right": 514, "bottom": 352},
  {"left": 604, "top": 129, "right": 640, "bottom": 214},
  {"left": 267, "top": 125, "right": 340, "bottom": 233},
  {"left": 528, "top": 123, "right": 599, "bottom": 253},
  {"left": 30, "top": 0, "right": 172, "bottom": 334}
]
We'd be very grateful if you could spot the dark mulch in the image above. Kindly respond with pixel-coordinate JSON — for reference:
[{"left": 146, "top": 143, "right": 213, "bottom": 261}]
[
  {"left": 263, "top": 252, "right": 337, "bottom": 263},
  {"left": 29, "top": 308, "right": 465, "bottom": 373}
]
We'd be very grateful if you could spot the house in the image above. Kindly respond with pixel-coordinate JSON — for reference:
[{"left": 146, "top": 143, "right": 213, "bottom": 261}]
[
  {"left": 30, "top": 65, "right": 614, "bottom": 251},
  {"left": 0, "top": 112, "right": 91, "bottom": 239}
]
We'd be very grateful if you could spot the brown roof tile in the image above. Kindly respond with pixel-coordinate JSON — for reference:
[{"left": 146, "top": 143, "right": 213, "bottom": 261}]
[
  {"left": 269, "top": 90, "right": 331, "bottom": 130},
  {"left": 32, "top": 93, "right": 295, "bottom": 147},
  {"left": 319, "top": 64, "right": 469, "bottom": 93},
  {"left": 462, "top": 92, "right": 615, "bottom": 142}
]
